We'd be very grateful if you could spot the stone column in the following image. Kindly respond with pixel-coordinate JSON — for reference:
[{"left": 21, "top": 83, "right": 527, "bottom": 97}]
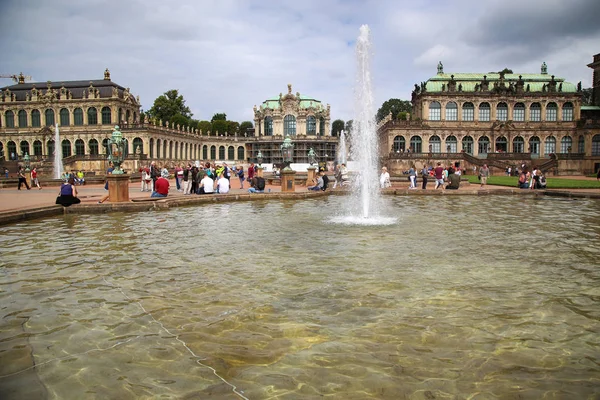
[
  {"left": 281, "top": 168, "right": 296, "bottom": 192},
  {"left": 106, "top": 174, "right": 130, "bottom": 202},
  {"left": 256, "top": 166, "right": 264, "bottom": 177},
  {"left": 306, "top": 166, "right": 316, "bottom": 186}
]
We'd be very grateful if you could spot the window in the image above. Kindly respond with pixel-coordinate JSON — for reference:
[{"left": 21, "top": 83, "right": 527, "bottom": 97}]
[
  {"left": 284, "top": 115, "right": 296, "bottom": 135},
  {"left": 393, "top": 135, "right": 405, "bottom": 152},
  {"left": 60, "top": 108, "right": 70, "bottom": 126},
  {"left": 102, "top": 138, "right": 110, "bottom": 155},
  {"left": 203, "top": 145, "right": 208, "bottom": 159},
  {"left": 101, "top": 107, "right": 112, "bottom": 124},
  {"left": 62, "top": 139, "right": 72, "bottom": 157},
  {"left": 88, "top": 107, "right": 98, "bottom": 125},
  {"left": 429, "top": 101, "right": 441, "bottom": 120},
  {"left": 529, "top": 136, "right": 540, "bottom": 155},
  {"left": 495, "top": 136, "right": 508, "bottom": 152},
  {"left": 7, "top": 141, "right": 17, "bottom": 159},
  {"left": 31, "top": 109, "right": 41, "bottom": 127},
  {"left": 306, "top": 116, "right": 316, "bottom": 135},
  {"left": 478, "top": 136, "right": 490, "bottom": 154},
  {"left": 410, "top": 136, "right": 422, "bottom": 153},
  {"left": 497, "top": 102, "right": 508, "bottom": 121},
  {"left": 18, "top": 110, "right": 27, "bottom": 127},
  {"left": 47, "top": 140, "right": 55, "bottom": 158},
  {"left": 264, "top": 117, "right": 273, "bottom": 136},
  {"left": 33, "top": 140, "right": 42, "bottom": 156},
  {"left": 578, "top": 135, "right": 585, "bottom": 153},
  {"left": 562, "top": 102, "right": 573, "bottom": 122},
  {"left": 530, "top": 103, "right": 541, "bottom": 122},
  {"left": 560, "top": 136, "right": 572, "bottom": 153},
  {"left": 149, "top": 139, "right": 154, "bottom": 158},
  {"left": 228, "top": 146, "right": 235, "bottom": 160},
  {"left": 462, "top": 102, "right": 474, "bottom": 121},
  {"left": 210, "top": 145, "right": 216, "bottom": 159},
  {"left": 544, "top": 136, "right": 556, "bottom": 156},
  {"left": 74, "top": 108, "right": 83, "bottom": 125},
  {"left": 513, "top": 136, "right": 525, "bottom": 153},
  {"left": 118, "top": 108, "right": 123, "bottom": 124},
  {"left": 5, "top": 110, "right": 15, "bottom": 128},
  {"left": 89, "top": 139, "right": 99, "bottom": 155},
  {"left": 446, "top": 136, "right": 457, "bottom": 153},
  {"left": 514, "top": 103, "right": 525, "bottom": 122},
  {"left": 132, "top": 138, "right": 143, "bottom": 155},
  {"left": 45, "top": 109, "right": 55, "bottom": 126},
  {"left": 429, "top": 135, "right": 441, "bottom": 153},
  {"left": 75, "top": 139, "right": 85, "bottom": 156},
  {"left": 592, "top": 135, "right": 600, "bottom": 156},
  {"left": 479, "top": 102, "right": 490, "bottom": 122},
  {"left": 219, "top": 146, "right": 225, "bottom": 159},
  {"left": 462, "top": 136, "right": 474, "bottom": 154},
  {"left": 125, "top": 110, "right": 131, "bottom": 123},
  {"left": 237, "top": 146, "right": 244, "bottom": 160},
  {"left": 319, "top": 118, "right": 325, "bottom": 136},
  {"left": 546, "top": 102, "right": 557, "bottom": 121},
  {"left": 445, "top": 102, "right": 457, "bottom": 121},
  {"left": 20, "top": 141, "right": 29, "bottom": 156}
]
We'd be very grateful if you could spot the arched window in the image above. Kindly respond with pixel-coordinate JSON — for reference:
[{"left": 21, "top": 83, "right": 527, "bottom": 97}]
[
  {"left": 203, "top": 145, "right": 208, "bottom": 160},
  {"left": 74, "top": 108, "right": 83, "bottom": 125},
  {"left": 7, "top": 141, "right": 17, "bottom": 159},
  {"left": 514, "top": 103, "right": 525, "bottom": 122},
  {"left": 0, "top": 142, "right": 3, "bottom": 159},
  {"left": 133, "top": 138, "right": 143, "bottom": 155},
  {"left": 513, "top": 136, "right": 525, "bottom": 153},
  {"left": 20, "top": 140, "right": 30, "bottom": 156},
  {"left": 495, "top": 136, "right": 508, "bottom": 152},
  {"left": 125, "top": 110, "right": 131, "bottom": 123},
  {"left": 173, "top": 141, "right": 178, "bottom": 159},
  {"left": 560, "top": 136, "right": 572, "bottom": 153},
  {"left": 219, "top": 146, "right": 225, "bottom": 160},
  {"left": 462, "top": 136, "right": 474, "bottom": 154},
  {"left": 101, "top": 107, "right": 112, "bottom": 124},
  {"left": 5, "top": 110, "right": 15, "bottom": 128},
  {"left": 169, "top": 141, "right": 173, "bottom": 159},
  {"left": 210, "top": 145, "right": 216, "bottom": 159},
  {"left": 445, "top": 102, "right": 457, "bottom": 121},
  {"left": 155, "top": 139, "right": 161, "bottom": 158},
  {"left": 149, "top": 138, "right": 154, "bottom": 158},
  {"left": 31, "top": 109, "right": 41, "bottom": 127},
  {"left": 124, "top": 139, "right": 130, "bottom": 157},
  {"left": 319, "top": 118, "right": 325, "bottom": 136},
  {"left": 45, "top": 109, "right": 55, "bottom": 126},
  {"left": 18, "top": 110, "right": 27, "bottom": 127},
  {"left": 410, "top": 136, "right": 422, "bottom": 153},
  {"left": 562, "top": 102, "right": 573, "bottom": 122},
  {"left": 478, "top": 136, "right": 490, "bottom": 154},
  {"left": 33, "top": 140, "right": 42, "bottom": 156},
  {"left": 544, "top": 136, "right": 556, "bottom": 155},
  {"left": 462, "top": 102, "right": 474, "bottom": 121},
  {"left": 578, "top": 135, "right": 585, "bottom": 153},
  {"left": 530, "top": 103, "right": 541, "bottom": 122},
  {"left": 62, "top": 139, "right": 72, "bottom": 157},
  {"left": 228, "top": 146, "right": 235, "bottom": 160},
  {"left": 546, "top": 102, "right": 557, "bottom": 122},
  {"left": 393, "top": 135, "right": 405, "bottom": 152},
  {"left": 529, "top": 136, "right": 540, "bottom": 155},
  {"left": 497, "top": 102, "right": 508, "bottom": 121},
  {"left": 306, "top": 116, "right": 316, "bottom": 135},
  {"left": 429, "top": 101, "right": 441, "bottom": 120},
  {"left": 163, "top": 141, "right": 168, "bottom": 159},
  {"left": 118, "top": 108, "right": 123, "bottom": 124},
  {"left": 446, "top": 136, "right": 457, "bottom": 153},
  {"left": 237, "top": 146, "right": 244, "bottom": 160},
  {"left": 89, "top": 139, "right": 99, "bottom": 155},
  {"left": 264, "top": 116, "right": 273, "bottom": 136},
  {"left": 133, "top": 112, "right": 137, "bottom": 123},
  {"left": 429, "top": 135, "right": 441, "bottom": 153},
  {"left": 47, "top": 140, "right": 54, "bottom": 158},
  {"left": 592, "top": 135, "right": 600, "bottom": 156},
  {"left": 75, "top": 139, "right": 85, "bottom": 156},
  {"left": 102, "top": 138, "right": 110, "bottom": 155},
  {"left": 60, "top": 108, "right": 70, "bottom": 126},
  {"left": 88, "top": 107, "right": 98, "bottom": 125},
  {"left": 479, "top": 102, "right": 490, "bottom": 122},
  {"left": 284, "top": 115, "right": 296, "bottom": 135}
]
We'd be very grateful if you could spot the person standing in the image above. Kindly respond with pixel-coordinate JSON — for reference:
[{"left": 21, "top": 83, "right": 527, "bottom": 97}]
[
  {"left": 150, "top": 161, "right": 159, "bottom": 191},
  {"left": 17, "top": 166, "right": 31, "bottom": 190},
  {"left": 182, "top": 164, "right": 191, "bottom": 195},
  {"left": 175, "top": 164, "right": 183, "bottom": 192},
  {"left": 421, "top": 165, "right": 429, "bottom": 189},
  {"left": 379, "top": 167, "right": 391, "bottom": 188},
  {"left": 479, "top": 163, "right": 490, "bottom": 188},
  {"left": 141, "top": 165, "right": 152, "bottom": 192},
  {"left": 408, "top": 166, "right": 417, "bottom": 189},
  {"left": 236, "top": 166, "right": 245, "bottom": 189},
  {"left": 434, "top": 162, "right": 445, "bottom": 190},
  {"left": 97, "top": 162, "right": 114, "bottom": 204},
  {"left": 30, "top": 167, "right": 42, "bottom": 190},
  {"left": 4, "top": 167, "right": 8, "bottom": 178}
]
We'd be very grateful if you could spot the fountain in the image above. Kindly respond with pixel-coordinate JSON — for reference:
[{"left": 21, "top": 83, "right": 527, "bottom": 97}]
[
  {"left": 53, "top": 123, "right": 64, "bottom": 180},
  {"left": 336, "top": 130, "right": 347, "bottom": 165}
]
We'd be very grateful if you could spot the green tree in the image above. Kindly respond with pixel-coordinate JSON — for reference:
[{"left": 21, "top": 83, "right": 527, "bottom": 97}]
[
  {"left": 497, "top": 68, "right": 513, "bottom": 74},
  {"left": 212, "top": 119, "right": 228, "bottom": 135},
  {"left": 211, "top": 113, "right": 227, "bottom": 122},
  {"left": 226, "top": 121, "right": 240, "bottom": 136},
  {"left": 582, "top": 87, "right": 593, "bottom": 105},
  {"left": 170, "top": 113, "right": 189, "bottom": 128},
  {"left": 148, "top": 89, "right": 192, "bottom": 124},
  {"left": 376, "top": 99, "right": 412, "bottom": 122},
  {"left": 332, "top": 119, "right": 345, "bottom": 136},
  {"left": 239, "top": 121, "right": 254, "bottom": 136},
  {"left": 197, "top": 120, "right": 212, "bottom": 135}
]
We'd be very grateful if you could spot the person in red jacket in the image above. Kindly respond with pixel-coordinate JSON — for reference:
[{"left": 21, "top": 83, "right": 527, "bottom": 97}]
[{"left": 151, "top": 175, "right": 169, "bottom": 198}]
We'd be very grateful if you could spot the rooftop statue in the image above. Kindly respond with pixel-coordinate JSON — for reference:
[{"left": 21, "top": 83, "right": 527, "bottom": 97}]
[{"left": 437, "top": 61, "right": 443, "bottom": 74}]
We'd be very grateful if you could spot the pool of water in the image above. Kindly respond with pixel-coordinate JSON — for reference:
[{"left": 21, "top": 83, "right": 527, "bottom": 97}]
[{"left": 1, "top": 195, "right": 599, "bottom": 399}]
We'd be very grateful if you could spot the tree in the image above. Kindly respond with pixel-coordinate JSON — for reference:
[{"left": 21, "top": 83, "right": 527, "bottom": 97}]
[
  {"left": 211, "top": 113, "right": 227, "bottom": 122},
  {"left": 212, "top": 119, "right": 228, "bottom": 135},
  {"left": 376, "top": 99, "right": 412, "bottom": 122},
  {"left": 239, "top": 121, "right": 254, "bottom": 136},
  {"left": 582, "top": 87, "right": 593, "bottom": 105},
  {"left": 147, "top": 89, "right": 192, "bottom": 124},
  {"left": 197, "top": 120, "right": 212, "bottom": 135},
  {"left": 170, "top": 113, "right": 189, "bottom": 128},
  {"left": 226, "top": 121, "right": 240, "bottom": 136},
  {"left": 331, "top": 119, "right": 345, "bottom": 136},
  {"left": 497, "top": 68, "right": 513, "bottom": 74}
]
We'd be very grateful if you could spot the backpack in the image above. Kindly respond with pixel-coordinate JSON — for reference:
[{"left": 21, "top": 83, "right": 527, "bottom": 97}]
[{"left": 256, "top": 177, "right": 265, "bottom": 191}]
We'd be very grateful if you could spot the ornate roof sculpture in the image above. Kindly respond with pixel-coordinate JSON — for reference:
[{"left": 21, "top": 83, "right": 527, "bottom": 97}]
[{"left": 254, "top": 83, "right": 330, "bottom": 118}]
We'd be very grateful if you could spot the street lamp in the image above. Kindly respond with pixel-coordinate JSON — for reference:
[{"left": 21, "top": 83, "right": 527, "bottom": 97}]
[
  {"left": 280, "top": 135, "right": 294, "bottom": 171},
  {"left": 257, "top": 150, "right": 263, "bottom": 167},
  {"left": 108, "top": 125, "right": 125, "bottom": 174}
]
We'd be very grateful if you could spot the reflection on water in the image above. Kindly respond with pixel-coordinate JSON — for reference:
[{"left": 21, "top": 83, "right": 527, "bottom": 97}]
[{"left": 1, "top": 196, "right": 599, "bottom": 399}]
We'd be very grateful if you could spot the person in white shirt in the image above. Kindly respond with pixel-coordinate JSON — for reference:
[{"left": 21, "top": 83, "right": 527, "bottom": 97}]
[
  {"left": 198, "top": 175, "right": 214, "bottom": 194},
  {"left": 379, "top": 167, "right": 391, "bottom": 188},
  {"left": 217, "top": 173, "right": 230, "bottom": 194}
]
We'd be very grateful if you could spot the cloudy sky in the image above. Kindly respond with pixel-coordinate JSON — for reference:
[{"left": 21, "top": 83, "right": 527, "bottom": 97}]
[{"left": 1, "top": 0, "right": 599, "bottom": 124}]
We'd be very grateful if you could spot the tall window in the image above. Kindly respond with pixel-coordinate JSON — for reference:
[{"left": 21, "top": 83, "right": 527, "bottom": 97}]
[
  {"left": 319, "top": 118, "right": 325, "bottom": 136},
  {"left": 62, "top": 139, "right": 72, "bottom": 157},
  {"left": 478, "top": 136, "right": 490, "bottom": 154},
  {"left": 31, "top": 109, "right": 41, "bottom": 127},
  {"left": 74, "top": 108, "right": 83, "bottom": 125},
  {"left": 228, "top": 146, "right": 235, "bottom": 160},
  {"left": 89, "top": 139, "right": 99, "bottom": 155},
  {"left": 544, "top": 136, "right": 556, "bottom": 155},
  {"left": 479, "top": 103, "right": 490, "bottom": 122},
  {"left": 529, "top": 136, "right": 540, "bottom": 155},
  {"left": 118, "top": 108, "right": 123, "bottom": 124},
  {"left": 446, "top": 136, "right": 457, "bottom": 153},
  {"left": 5, "top": 110, "right": 15, "bottom": 128},
  {"left": 306, "top": 116, "right": 316, "bottom": 135},
  {"left": 462, "top": 102, "right": 474, "bottom": 121},
  {"left": 237, "top": 146, "right": 244, "bottom": 160},
  {"left": 133, "top": 138, "right": 143, "bottom": 155},
  {"left": 264, "top": 117, "right": 273, "bottom": 136},
  {"left": 546, "top": 102, "right": 557, "bottom": 121},
  {"left": 210, "top": 145, "right": 216, "bottom": 159},
  {"left": 497, "top": 102, "right": 508, "bottom": 121},
  {"left": 429, "top": 101, "right": 441, "bottom": 120},
  {"left": 562, "top": 102, "right": 573, "bottom": 122},
  {"left": 101, "top": 106, "right": 112, "bottom": 124},
  {"left": 47, "top": 140, "right": 55, "bottom": 158},
  {"left": 393, "top": 135, "right": 405, "bottom": 152},
  {"left": 578, "top": 135, "right": 585, "bottom": 153},
  {"left": 560, "top": 136, "right": 572, "bottom": 153},
  {"left": 429, "top": 135, "right": 441, "bottom": 152},
  {"left": 410, "top": 136, "right": 422, "bottom": 153},
  {"left": 445, "top": 102, "right": 457, "bottom": 121},
  {"left": 284, "top": 115, "right": 296, "bottom": 135},
  {"left": 592, "top": 135, "right": 600, "bottom": 156},
  {"left": 203, "top": 145, "right": 208, "bottom": 159},
  {"left": 530, "top": 103, "right": 541, "bottom": 122},
  {"left": 33, "top": 140, "right": 42, "bottom": 156},
  {"left": 60, "top": 108, "right": 70, "bottom": 126},
  {"left": 75, "top": 139, "right": 85, "bottom": 156},
  {"left": 496, "top": 136, "right": 508, "bottom": 152},
  {"left": 462, "top": 136, "right": 474, "bottom": 154},
  {"left": 513, "top": 136, "right": 525, "bottom": 153},
  {"left": 219, "top": 146, "right": 225, "bottom": 159},
  {"left": 20, "top": 141, "right": 30, "bottom": 156},
  {"left": 18, "top": 110, "right": 27, "bottom": 127},
  {"left": 125, "top": 110, "right": 131, "bottom": 123},
  {"left": 45, "top": 109, "right": 55, "bottom": 126},
  {"left": 514, "top": 103, "right": 525, "bottom": 122},
  {"left": 88, "top": 107, "right": 98, "bottom": 125}
]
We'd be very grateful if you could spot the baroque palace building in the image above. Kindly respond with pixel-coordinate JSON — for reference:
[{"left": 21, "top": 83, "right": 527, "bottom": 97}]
[{"left": 378, "top": 54, "right": 600, "bottom": 175}]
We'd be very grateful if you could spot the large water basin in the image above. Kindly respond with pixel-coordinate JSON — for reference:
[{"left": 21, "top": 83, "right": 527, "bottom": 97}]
[{"left": 1, "top": 195, "right": 599, "bottom": 399}]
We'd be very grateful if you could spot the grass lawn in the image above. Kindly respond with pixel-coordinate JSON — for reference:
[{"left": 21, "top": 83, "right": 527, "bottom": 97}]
[{"left": 464, "top": 175, "right": 600, "bottom": 189}]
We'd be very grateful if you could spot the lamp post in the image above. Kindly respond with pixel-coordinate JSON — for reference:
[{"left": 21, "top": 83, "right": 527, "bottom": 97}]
[
  {"left": 23, "top": 152, "right": 30, "bottom": 172},
  {"left": 108, "top": 125, "right": 125, "bottom": 174},
  {"left": 280, "top": 135, "right": 296, "bottom": 192}
]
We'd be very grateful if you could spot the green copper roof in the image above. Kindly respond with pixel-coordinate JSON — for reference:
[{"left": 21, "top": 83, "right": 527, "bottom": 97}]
[
  {"left": 260, "top": 95, "right": 325, "bottom": 110},
  {"left": 425, "top": 72, "right": 577, "bottom": 93},
  {"left": 581, "top": 105, "right": 600, "bottom": 110}
]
